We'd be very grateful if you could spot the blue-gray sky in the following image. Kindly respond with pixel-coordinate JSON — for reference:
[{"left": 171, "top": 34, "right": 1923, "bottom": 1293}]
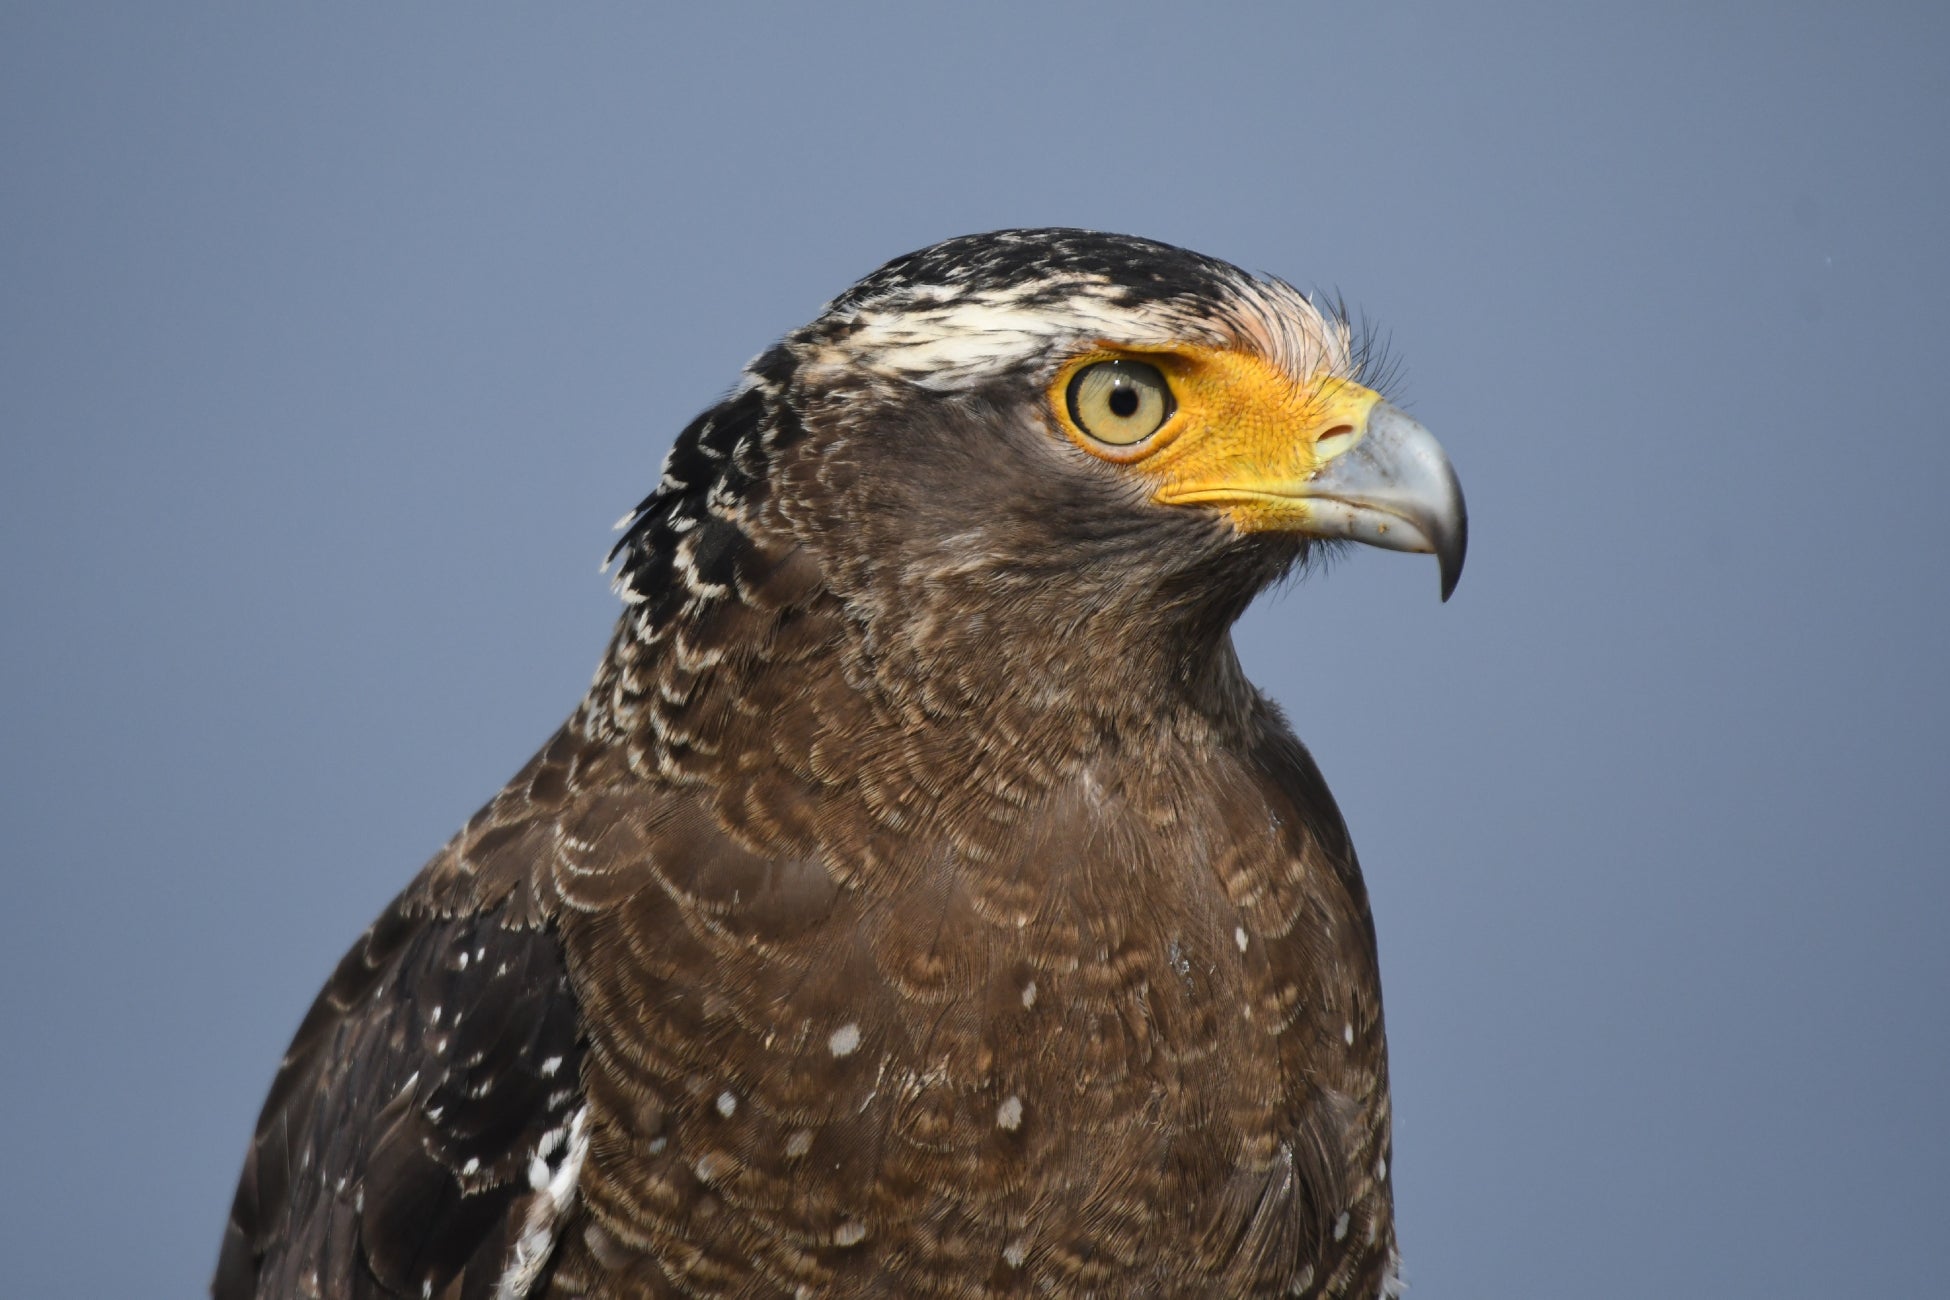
[{"left": 3, "top": 4, "right": 1946, "bottom": 1295}]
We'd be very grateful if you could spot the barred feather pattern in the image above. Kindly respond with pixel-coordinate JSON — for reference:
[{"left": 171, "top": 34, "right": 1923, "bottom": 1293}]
[{"left": 218, "top": 229, "right": 1403, "bottom": 1299}]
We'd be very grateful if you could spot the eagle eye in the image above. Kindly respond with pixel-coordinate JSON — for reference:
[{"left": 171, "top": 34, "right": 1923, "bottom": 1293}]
[{"left": 1065, "top": 359, "right": 1175, "bottom": 446}]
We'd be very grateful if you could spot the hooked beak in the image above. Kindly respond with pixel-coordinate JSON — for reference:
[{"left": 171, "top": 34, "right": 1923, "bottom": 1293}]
[
  {"left": 1293, "top": 402, "right": 1468, "bottom": 601},
  {"left": 1150, "top": 372, "right": 1468, "bottom": 601}
]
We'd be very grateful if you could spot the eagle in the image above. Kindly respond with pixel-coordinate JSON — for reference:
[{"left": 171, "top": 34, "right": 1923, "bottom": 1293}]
[{"left": 215, "top": 229, "right": 1466, "bottom": 1299}]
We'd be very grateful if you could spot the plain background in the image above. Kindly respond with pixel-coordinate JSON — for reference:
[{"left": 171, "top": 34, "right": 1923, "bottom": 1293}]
[{"left": 4, "top": 4, "right": 1946, "bottom": 1295}]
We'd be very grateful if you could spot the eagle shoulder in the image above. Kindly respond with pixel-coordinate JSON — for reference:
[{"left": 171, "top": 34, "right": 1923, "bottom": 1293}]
[{"left": 215, "top": 739, "right": 595, "bottom": 1300}]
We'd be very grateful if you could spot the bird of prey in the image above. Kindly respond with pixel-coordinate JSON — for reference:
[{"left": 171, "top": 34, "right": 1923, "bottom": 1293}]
[{"left": 215, "top": 229, "right": 1466, "bottom": 1299}]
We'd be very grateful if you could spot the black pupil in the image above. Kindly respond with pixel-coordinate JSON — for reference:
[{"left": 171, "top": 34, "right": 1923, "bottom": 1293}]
[{"left": 1108, "top": 385, "right": 1141, "bottom": 418}]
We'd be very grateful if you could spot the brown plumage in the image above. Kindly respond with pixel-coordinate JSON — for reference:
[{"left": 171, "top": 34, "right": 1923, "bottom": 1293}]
[{"left": 216, "top": 229, "right": 1466, "bottom": 1299}]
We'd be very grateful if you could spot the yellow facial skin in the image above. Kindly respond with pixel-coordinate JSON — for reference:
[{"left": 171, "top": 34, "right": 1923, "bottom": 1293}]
[{"left": 1050, "top": 345, "right": 1386, "bottom": 535}]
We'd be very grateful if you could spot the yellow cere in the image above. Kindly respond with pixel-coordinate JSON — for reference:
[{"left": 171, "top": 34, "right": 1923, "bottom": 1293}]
[{"left": 1050, "top": 344, "right": 1387, "bottom": 534}]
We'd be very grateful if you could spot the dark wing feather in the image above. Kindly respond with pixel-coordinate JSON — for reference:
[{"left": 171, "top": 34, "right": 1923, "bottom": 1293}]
[{"left": 214, "top": 896, "right": 584, "bottom": 1299}]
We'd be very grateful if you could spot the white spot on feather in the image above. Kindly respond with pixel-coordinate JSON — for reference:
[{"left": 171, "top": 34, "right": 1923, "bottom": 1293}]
[
  {"left": 997, "top": 1094, "right": 1023, "bottom": 1131},
  {"left": 1380, "top": 1245, "right": 1407, "bottom": 1298},
  {"left": 716, "top": 1090, "right": 737, "bottom": 1118},
  {"left": 1333, "top": 1211, "right": 1350, "bottom": 1241},
  {"left": 1235, "top": 926, "right": 1249, "bottom": 953},
  {"left": 1021, "top": 980, "right": 1037, "bottom": 1010},
  {"left": 540, "top": 1055, "right": 563, "bottom": 1078},
  {"left": 1003, "top": 1239, "right": 1027, "bottom": 1268},
  {"left": 834, "top": 1221, "right": 867, "bottom": 1247},
  {"left": 828, "top": 1022, "right": 861, "bottom": 1057},
  {"left": 497, "top": 1107, "right": 588, "bottom": 1299}
]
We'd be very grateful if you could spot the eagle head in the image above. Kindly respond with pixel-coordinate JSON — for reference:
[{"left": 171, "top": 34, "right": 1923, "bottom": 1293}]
[{"left": 608, "top": 228, "right": 1464, "bottom": 727}]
